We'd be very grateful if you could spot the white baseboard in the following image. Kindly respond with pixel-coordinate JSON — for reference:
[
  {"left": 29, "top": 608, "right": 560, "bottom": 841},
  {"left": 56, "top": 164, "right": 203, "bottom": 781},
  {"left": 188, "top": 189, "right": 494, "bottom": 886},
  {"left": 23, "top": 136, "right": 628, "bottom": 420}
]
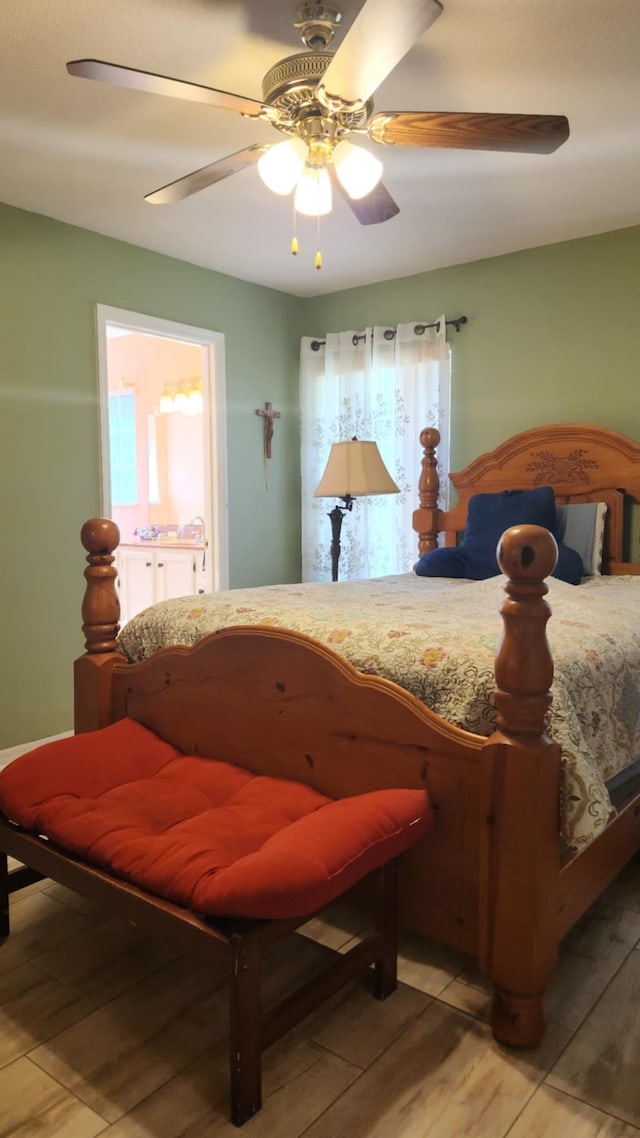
[{"left": 0, "top": 731, "right": 73, "bottom": 771}]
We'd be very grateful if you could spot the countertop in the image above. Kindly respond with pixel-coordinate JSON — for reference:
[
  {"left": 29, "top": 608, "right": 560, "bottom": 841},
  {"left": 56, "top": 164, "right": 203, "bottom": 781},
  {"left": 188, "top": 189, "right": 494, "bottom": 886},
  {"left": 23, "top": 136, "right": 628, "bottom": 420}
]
[{"left": 119, "top": 540, "right": 206, "bottom": 550}]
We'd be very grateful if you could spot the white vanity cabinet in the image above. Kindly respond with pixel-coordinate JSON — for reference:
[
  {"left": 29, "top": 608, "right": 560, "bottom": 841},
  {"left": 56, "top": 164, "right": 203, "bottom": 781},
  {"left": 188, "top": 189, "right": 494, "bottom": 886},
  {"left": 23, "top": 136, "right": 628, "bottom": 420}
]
[{"left": 115, "top": 544, "right": 204, "bottom": 626}]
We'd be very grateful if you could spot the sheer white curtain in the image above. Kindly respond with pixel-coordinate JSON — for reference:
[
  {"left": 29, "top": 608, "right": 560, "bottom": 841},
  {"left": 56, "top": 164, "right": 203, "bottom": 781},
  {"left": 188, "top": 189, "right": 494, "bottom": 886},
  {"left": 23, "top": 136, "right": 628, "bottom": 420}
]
[{"left": 300, "top": 320, "right": 451, "bottom": 581}]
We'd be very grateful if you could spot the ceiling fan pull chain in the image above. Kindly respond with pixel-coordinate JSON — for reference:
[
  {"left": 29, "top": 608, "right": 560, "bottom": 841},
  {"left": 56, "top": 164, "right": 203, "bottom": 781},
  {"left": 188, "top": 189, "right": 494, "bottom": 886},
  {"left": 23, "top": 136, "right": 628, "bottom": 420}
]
[
  {"left": 291, "top": 197, "right": 299, "bottom": 256},
  {"left": 315, "top": 213, "right": 323, "bottom": 270}
]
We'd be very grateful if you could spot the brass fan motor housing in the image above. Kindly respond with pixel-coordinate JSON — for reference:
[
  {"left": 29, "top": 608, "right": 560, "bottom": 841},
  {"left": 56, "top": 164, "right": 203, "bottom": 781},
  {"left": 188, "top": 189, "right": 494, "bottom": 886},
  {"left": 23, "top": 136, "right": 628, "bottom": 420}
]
[{"left": 261, "top": 52, "right": 372, "bottom": 135}]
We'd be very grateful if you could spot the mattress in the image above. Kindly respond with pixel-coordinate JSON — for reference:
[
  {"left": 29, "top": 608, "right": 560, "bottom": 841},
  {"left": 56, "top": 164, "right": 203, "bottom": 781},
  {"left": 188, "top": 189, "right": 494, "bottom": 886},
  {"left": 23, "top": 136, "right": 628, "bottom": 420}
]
[{"left": 118, "top": 572, "right": 640, "bottom": 854}]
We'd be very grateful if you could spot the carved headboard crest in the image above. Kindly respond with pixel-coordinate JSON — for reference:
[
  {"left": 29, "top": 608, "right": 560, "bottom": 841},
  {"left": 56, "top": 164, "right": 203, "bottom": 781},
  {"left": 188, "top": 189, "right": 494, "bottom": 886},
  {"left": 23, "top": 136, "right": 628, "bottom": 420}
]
[{"left": 525, "top": 449, "right": 600, "bottom": 487}]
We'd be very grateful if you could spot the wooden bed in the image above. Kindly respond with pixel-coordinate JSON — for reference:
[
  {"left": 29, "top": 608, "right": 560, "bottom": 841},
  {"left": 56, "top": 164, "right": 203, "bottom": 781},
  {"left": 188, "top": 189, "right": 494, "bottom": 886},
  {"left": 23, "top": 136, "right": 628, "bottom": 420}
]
[{"left": 74, "top": 423, "right": 640, "bottom": 1051}]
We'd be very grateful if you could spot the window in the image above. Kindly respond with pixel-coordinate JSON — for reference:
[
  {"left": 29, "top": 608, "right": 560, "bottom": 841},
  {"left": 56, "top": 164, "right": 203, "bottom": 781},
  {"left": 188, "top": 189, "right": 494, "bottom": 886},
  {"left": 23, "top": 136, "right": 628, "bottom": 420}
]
[
  {"left": 300, "top": 321, "right": 451, "bottom": 581},
  {"left": 109, "top": 393, "right": 138, "bottom": 506}
]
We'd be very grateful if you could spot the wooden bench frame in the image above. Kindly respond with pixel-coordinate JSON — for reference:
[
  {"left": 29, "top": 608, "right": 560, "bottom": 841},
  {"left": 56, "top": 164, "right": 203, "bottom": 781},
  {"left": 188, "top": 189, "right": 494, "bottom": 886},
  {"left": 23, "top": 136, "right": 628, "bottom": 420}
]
[{"left": 1, "top": 823, "right": 399, "bottom": 1127}]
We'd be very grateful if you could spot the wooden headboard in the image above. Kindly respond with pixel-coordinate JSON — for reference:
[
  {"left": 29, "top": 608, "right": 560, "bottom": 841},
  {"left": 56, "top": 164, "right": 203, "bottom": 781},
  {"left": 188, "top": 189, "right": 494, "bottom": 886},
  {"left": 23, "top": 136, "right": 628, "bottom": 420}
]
[{"left": 413, "top": 424, "right": 640, "bottom": 573}]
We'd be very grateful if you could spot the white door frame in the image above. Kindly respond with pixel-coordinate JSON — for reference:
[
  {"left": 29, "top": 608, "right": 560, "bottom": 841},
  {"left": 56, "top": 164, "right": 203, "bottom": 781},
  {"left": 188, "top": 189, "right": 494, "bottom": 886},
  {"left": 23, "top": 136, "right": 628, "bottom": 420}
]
[{"left": 95, "top": 304, "right": 229, "bottom": 591}]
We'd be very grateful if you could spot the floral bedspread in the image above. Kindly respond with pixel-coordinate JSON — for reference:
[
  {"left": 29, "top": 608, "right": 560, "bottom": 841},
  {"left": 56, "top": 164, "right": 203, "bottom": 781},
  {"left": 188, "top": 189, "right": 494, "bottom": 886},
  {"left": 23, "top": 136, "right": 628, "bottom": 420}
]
[{"left": 118, "top": 573, "right": 640, "bottom": 854}]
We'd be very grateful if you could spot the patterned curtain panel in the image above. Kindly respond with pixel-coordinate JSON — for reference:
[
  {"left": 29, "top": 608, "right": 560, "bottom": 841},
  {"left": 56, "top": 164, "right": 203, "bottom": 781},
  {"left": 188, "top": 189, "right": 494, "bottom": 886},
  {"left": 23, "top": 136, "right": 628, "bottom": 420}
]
[{"left": 300, "top": 320, "right": 451, "bottom": 582}]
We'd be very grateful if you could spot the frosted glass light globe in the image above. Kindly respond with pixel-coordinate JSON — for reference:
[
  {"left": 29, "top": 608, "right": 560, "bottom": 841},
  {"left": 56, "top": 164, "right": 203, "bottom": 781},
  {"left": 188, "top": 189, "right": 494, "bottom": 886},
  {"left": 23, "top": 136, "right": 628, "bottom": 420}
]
[
  {"left": 294, "top": 165, "right": 332, "bottom": 216},
  {"left": 333, "top": 140, "right": 383, "bottom": 199},
  {"left": 258, "top": 138, "right": 307, "bottom": 195}
]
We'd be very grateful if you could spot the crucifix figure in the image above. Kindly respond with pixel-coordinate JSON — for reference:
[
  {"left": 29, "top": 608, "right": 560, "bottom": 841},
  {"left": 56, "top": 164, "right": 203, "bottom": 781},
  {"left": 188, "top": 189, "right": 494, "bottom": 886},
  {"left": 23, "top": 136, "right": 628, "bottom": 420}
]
[{"left": 256, "top": 401, "right": 281, "bottom": 460}]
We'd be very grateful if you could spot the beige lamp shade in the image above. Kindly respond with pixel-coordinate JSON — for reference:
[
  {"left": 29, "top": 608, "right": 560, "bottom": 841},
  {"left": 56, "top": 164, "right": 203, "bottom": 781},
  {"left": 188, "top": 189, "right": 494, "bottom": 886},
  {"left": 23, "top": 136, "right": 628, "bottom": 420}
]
[{"left": 314, "top": 440, "right": 400, "bottom": 498}]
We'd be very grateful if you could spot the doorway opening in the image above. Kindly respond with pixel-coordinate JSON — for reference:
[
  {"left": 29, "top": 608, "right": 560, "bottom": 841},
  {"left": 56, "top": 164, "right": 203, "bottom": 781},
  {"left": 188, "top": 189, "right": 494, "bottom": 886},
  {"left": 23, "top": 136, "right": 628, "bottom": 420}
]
[{"left": 96, "top": 305, "right": 228, "bottom": 624}]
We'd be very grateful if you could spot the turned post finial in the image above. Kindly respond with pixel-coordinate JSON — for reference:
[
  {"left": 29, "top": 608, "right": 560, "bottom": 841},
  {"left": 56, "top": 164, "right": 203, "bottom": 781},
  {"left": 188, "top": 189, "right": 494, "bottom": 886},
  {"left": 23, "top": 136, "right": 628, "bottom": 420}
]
[
  {"left": 414, "top": 427, "right": 441, "bottom": 554},
  {"left": 80, "top": 518, "right": 121, "bottom": 654},
  {"left": 494, "top": 525, "right": 558, "bottom": 739}
]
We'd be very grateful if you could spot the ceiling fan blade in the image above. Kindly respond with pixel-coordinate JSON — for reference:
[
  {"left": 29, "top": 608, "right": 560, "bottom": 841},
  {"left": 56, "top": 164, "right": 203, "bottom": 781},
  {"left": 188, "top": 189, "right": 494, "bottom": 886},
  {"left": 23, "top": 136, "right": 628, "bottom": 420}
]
[
  {"left": 368, "top": 111, "right": 570, "bottom": 154},
  {"left": 317, "top": 0, "right": 442, "bottom": 109},
  {"left": 330, "top": 169, "right": 400, "bottom": 225},
  {"left": 66, "top": 59, "right": 277, "bottom": 122},
  {"left": 145, "top": 143, "right": 270, "bottom": 205}
]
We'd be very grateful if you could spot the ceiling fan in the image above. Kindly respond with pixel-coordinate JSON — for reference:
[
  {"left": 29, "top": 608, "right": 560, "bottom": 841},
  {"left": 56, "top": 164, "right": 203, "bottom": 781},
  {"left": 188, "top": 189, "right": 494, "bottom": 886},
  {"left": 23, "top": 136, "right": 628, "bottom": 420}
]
[{"left": 66, "top": 0, "right": 569, "bottom": 250}]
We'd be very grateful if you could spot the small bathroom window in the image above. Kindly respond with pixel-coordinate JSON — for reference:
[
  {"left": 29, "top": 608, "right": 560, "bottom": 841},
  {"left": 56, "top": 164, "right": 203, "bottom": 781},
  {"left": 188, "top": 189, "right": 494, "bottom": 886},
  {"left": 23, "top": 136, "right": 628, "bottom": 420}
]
[{"left": 108, "top": 392, "right": 138, "bottom": 506}]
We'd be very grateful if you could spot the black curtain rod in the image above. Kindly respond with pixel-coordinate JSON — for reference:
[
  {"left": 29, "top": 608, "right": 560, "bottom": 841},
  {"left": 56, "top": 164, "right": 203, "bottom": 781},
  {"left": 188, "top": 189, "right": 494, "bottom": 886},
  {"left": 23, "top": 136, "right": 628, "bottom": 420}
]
[{"left": 310, "top": 315, "right": 467, "bottom": 352}]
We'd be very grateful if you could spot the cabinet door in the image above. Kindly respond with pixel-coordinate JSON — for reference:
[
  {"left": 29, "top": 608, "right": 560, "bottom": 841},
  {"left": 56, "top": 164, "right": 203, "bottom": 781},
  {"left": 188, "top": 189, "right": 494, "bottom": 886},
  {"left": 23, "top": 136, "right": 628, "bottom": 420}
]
[
  {"left": 155, "top": 549, "right": 197, "bottom": 603},
  {"left": 118, "top": 548, "right": 155, "bottom": 625}
]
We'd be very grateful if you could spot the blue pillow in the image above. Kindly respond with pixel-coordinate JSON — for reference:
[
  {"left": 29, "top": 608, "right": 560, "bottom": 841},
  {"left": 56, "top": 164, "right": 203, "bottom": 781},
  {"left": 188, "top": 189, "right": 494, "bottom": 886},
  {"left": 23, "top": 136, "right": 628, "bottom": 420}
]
[
  {"left": 414, "top": 546, "right": 473, "bottom": 579},
  {"left": 553, "top": 541, "right": 584, "bottom": 584},
  {"left": 415, "top": 485, "right": 584, "bottom": 584}
]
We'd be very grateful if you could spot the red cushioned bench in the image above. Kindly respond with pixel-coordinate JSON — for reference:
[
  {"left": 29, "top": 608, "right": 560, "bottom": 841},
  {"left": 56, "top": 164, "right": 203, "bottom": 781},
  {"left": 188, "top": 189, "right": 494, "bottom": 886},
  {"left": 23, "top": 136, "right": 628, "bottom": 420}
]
[{"left": 0, "top": 717, "right": 431, "bottom": 1126}]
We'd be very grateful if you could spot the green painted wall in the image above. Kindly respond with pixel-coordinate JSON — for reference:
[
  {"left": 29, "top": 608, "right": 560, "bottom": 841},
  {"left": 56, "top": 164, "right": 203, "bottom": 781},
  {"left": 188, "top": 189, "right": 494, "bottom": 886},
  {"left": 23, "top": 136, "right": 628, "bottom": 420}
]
[
  {"left": 304, "top": 225, "right": 640, "bottom": 472},
  {"left": 2, "top": 202, "right": 639, "bottom": 749},
  {"left": 0, "top": 203, "right": 304, "bottom": 747}
]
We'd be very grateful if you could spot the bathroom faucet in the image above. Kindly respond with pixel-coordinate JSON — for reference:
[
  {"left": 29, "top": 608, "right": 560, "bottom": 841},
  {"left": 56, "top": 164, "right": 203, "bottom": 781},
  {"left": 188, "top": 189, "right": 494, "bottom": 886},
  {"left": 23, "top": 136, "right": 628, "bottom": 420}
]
[{"left": 189, "top": 516, "right": 206, "bottom": 570}]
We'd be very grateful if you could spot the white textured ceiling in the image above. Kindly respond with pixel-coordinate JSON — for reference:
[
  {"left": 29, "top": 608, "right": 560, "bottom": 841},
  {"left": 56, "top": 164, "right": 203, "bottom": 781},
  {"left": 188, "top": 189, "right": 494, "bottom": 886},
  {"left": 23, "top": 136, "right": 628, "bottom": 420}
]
[{"left": 2, "top": 0, "right": 639, "bottom": 297}]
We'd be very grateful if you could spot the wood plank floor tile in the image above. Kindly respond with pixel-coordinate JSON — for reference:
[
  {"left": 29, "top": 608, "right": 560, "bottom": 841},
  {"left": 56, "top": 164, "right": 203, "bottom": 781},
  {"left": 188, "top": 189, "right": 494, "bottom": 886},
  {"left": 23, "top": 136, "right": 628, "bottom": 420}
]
[
  {"left": 302, "top": 998, "right": 571, "bottom": 1138},
  {"left": 0, "top": 959, "right": 98, "bottom": 1068},
  {"left": 545, "top": 904, "right": 640, "bottom": 1033},
  {"left": 99, "top": 1035, "right": 359, "bottom": 1138},
  {"left": 545, "top": 945, "right": 636, "bottom": 1034},
  {"left": 396, "top": 931, "right": 470, "bottom": 997},
  {"left": 43, "top": 880, "right": 108, "bottom": 919},
  {"left": 562, "top": 898, "right": 640, "bottom": 961},
  {"left": 3, "top": 890, "right": 95, "bottom": 971},
  {"left": 305, "top": 978, "right": 431, "bottom": 1069},
  {"left": 509, "top": 1085, "right": 640, "bottom": 1137},
  {"left": 299, "top": 899, "right": 369, "bottom": 951},
  {"left": 34, "top": 916, "right": 177, "bottom": 1001},
  {"left": 7, "top": 857, "right": 47, "bottom": 899},
  {"left": 263, "top": 932, "right": 337, "bottom": 1005},
  {"left": 597, "top": 863, "right": 640, "bottom": 917},
  {"left": 437, "top": 978, "right": 492, "bottom": 1022},
  {"left": 547, "top": 949, "right": 640, "bottom": 1128},
  {"left": 0, "top": 1055, "right": 107, "bottom": 1138},
  {"left": 28, "top": 955, "right": 230, "bottom": 1122}
]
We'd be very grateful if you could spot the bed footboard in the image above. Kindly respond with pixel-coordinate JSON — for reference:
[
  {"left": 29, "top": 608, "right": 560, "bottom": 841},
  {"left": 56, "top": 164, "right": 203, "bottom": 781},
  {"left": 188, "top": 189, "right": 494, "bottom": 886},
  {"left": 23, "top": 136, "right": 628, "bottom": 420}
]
[{"left": 75, "top": 518, "right": 570, "bottom": 1047}]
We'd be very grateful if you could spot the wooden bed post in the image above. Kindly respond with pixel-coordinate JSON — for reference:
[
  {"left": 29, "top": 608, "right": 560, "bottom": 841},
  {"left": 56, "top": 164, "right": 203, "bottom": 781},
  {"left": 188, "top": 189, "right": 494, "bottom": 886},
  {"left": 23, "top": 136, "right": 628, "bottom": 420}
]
[
  {"left": 74, "top": 518, "right": 122, "bottom": 735},
  {"left": 412, "top": 427, "right": 441, "bottom": 555},
  {"left": 483, "top": 523, "right": 562, "bottom": 1050}
]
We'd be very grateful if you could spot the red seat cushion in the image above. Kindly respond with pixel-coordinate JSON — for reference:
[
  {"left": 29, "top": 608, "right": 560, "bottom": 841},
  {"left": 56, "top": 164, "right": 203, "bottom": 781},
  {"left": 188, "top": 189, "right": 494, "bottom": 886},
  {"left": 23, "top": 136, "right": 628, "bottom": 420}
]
[{"left": 0, "top": 718, "right": 431, "bottom": 919}]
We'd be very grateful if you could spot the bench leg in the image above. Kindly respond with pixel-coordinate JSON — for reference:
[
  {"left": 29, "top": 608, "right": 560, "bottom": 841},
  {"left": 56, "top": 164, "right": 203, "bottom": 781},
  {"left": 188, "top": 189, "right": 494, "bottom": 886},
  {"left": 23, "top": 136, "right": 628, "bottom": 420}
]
[
  {"left": 373, "top": 859, "right": 399, "bottom": 1000},
  {"left": 228, "top": 934, "right": 262, "bottom": 1127},
  {"left": 0, "top": 852, "right": 9, "bottom": 941}
]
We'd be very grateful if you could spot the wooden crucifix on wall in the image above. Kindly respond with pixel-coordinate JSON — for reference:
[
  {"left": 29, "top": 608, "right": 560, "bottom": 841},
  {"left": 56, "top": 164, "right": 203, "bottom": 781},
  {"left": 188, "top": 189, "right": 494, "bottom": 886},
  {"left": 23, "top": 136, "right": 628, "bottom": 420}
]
[
  {"left": 256, "top": 401, "right": 281, "bottom": 490},
  {"left": 256, "top": 401, "right": 281, "bottom": 460}
]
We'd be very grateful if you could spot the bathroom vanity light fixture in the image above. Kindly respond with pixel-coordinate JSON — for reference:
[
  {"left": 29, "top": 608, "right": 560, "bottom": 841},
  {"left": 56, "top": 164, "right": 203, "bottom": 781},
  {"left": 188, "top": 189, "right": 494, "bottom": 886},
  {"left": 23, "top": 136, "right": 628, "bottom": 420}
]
[{"left": 159, "top": 378, "right": 203, "bottom": 415}]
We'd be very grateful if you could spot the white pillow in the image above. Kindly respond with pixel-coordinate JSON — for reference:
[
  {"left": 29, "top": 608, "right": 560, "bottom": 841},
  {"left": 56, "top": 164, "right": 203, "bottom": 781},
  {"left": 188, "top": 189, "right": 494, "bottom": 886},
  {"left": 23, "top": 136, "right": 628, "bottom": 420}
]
[{"left": 555, "top": 502, "right": 607, "bottom": 576}]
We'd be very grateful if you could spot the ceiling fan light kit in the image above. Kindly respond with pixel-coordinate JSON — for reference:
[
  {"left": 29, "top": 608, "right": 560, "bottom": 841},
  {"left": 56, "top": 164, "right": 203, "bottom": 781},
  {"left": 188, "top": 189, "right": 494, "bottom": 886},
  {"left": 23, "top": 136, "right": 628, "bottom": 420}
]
[
  {"left": 333, "top": 139, "right": 383, "bottom": 199},
  {"left": 295, "top": 164, "right": 333, "bottom": 217},
  {"left": 257, "top": 137, "right": 307, "bottom": 195},
  {"left": 66, "top": 0, "right": 570, "bottom": 269}
]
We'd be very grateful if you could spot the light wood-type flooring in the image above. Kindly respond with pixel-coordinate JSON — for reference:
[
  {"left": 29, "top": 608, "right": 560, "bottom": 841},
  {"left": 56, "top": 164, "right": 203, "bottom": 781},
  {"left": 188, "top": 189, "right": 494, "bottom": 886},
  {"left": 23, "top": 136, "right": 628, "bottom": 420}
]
[{"left": 3, "top": 855, "right": 640, "bottom": 1138}]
